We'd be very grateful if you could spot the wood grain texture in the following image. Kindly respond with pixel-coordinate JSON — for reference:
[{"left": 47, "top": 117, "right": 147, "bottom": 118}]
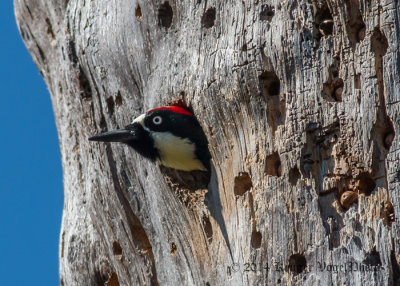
[{"left": 14, "top": 0, "right": 400, "bottom": 285}]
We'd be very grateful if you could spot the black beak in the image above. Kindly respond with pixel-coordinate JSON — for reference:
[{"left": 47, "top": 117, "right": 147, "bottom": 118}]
[
  {"left": 89, "top": 129, "right": 136, "bottom": 143},
  {"left": 89, "top": 122, "right": 156, "bottom": 161}
]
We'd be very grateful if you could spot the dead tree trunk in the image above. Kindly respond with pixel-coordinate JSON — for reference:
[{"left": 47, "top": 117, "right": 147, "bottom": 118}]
[{"left": 15, "top": 0, "right": 400, "bottom": 285}]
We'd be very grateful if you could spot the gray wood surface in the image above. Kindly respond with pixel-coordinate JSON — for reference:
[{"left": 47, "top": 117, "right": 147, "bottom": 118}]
[{"left": 15, "top": 0, "right": 400, "bottom": 285}]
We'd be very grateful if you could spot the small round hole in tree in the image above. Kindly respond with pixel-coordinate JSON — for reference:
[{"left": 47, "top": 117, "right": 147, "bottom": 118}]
[
  {"left": 234, "top": 172, "right": 252, "bottom": 196},
  {"left": 259, "top": 71, "right": 280, "bottom": 97},
  {"left": 289, "top": 253, "right": 307, "bottom": 274},
  {"left": 251, "top": 231, "right": 262, "bottom": 248},
  {"left": 289, "top": 167, "right": 300, "bottom": 185},
  {"left": 201, "top": 7, "right": 216, "bottom": 28},
  {"left": 260, "top": 5, "right": 275, "bottom": 21},
  {"left": 319, "top": 19, "right": 334, "bottom": 36},
  {"left": 202, "top": 215, "right": 213, "bottom": 242},
  {"left": 158, "top": 2, "right": 173, "bottom": 28},
  {"left": 265, "top": 152, "right": 281, "bottom": 177},
  {"left": 135, "top": 5, "right": 142, "bottom": 20},
  {"left": 170, "top": 242, "right": 177, "bottom": 256},
  {"left": 112, "top": 241, "right": 122, "bottom": 255},
  {"left": 115, "top": 91, "right": 123, "bottom": 106}
]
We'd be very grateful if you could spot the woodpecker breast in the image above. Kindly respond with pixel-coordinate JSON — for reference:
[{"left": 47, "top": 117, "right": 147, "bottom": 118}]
[{"left": 152, "top": 131, "right": 207, "bottom": 171}]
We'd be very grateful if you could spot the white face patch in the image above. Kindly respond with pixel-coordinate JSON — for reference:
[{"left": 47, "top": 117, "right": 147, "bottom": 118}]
[
  {"left": 132, "top": 113, "right": 145, "bottom": 124},
  {"left": 151, "top": 132, "right": 207, "bottom": 171},
  {"left": 132, "top": 113, "right": 150, "bottom": 131}
]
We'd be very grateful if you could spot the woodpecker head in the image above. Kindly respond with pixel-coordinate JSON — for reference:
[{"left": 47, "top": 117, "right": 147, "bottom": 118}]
[{"left": 89, "top": 106, "right": 211, "bottom": 171}]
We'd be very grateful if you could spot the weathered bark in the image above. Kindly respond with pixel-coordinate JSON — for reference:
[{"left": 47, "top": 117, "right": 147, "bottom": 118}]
[{"left": 15, "top": 0, "right": 400, "bottom": 285}]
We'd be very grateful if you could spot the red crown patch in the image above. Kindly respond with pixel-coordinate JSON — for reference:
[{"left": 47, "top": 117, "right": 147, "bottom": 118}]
[{"left": 146, "top": 106, "right": 194, "bottom": 116}]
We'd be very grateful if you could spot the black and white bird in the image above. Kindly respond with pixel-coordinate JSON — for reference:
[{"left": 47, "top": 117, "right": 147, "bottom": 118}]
[{"left": 89, "top": 106, "right": 211, "bottom": 171}]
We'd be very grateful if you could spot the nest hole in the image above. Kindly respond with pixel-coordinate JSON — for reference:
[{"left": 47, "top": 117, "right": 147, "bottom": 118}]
[
  {"left": 157, "top": 99, "right": 211, "bottom": 191},
  {"left": 158, "top": 100, "right": 211, "bottom": 206},
  {"left": 160, "top": 167, "right": 210, "bottom": 207}
]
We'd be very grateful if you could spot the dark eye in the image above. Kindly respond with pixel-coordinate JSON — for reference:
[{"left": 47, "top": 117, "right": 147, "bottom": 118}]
[{"left": 152, "top": 116, "right": 162, "bottom": 125}]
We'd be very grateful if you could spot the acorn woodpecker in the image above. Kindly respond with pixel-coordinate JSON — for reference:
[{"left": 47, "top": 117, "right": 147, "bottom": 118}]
[{"left": 89, "top": 106, "right": 211, "bottom": 171}]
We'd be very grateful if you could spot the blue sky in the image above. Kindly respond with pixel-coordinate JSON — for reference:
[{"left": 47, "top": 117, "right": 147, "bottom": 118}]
[{"left": 0, "top": 2, "right": 63, "bottom": 285}]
